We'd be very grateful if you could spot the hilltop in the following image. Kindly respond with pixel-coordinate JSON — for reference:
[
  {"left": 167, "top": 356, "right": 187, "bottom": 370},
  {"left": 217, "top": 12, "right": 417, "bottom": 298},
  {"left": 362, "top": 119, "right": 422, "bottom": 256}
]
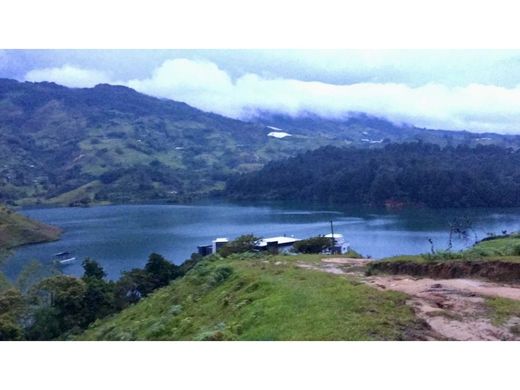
[
  {"left": 78, "top": 253, "right": 427, "bottom": 341},
  {"left": 78, "top": 236, "right": 520, "bottom": 341}
]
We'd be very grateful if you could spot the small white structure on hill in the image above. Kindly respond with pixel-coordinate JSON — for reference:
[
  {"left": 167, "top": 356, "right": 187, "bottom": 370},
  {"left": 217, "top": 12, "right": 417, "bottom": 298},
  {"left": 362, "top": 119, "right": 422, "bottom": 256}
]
[
  {"left": 212, "top": 238, "right": 229, "bottom": 254},
  {"left": 255, "top": 236, "right": 300, "bottom": 253},
  {"left": 267, "top": 131, "right": 292, "bottom": 139}
]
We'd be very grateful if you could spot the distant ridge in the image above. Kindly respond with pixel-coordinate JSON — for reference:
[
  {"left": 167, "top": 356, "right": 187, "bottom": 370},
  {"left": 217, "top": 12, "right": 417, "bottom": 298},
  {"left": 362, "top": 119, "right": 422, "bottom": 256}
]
[{"left": 1, "top": 78, "right": 520, "bottom": 206}]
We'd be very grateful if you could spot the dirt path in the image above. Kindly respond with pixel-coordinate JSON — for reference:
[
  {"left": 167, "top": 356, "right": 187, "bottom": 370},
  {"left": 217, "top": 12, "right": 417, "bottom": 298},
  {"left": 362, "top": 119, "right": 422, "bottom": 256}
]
[{"left": 296, "top": 258, "right": 520, "bottom": 341}]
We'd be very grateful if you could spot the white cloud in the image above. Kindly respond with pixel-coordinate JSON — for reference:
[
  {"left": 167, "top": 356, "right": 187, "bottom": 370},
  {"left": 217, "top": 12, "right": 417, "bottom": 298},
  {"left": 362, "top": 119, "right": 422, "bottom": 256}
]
[
  {"left": 24, "top": 64, "right": 111, "bottom": 88},
  {"left": 23, "top": 58, "right": 520, "bottom": 134}
]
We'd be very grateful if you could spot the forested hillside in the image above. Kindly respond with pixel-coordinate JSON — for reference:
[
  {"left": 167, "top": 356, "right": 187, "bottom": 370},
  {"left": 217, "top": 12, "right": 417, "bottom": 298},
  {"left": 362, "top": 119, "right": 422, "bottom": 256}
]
[
  {"left": 225, "top": 143, "right": 520, "bottom": 208},
  {"left": 3, "top": 79, "right": 520, "bottom": 207},
  {"left": 0, "top": 79, "right": 328, "bottom": 205}
]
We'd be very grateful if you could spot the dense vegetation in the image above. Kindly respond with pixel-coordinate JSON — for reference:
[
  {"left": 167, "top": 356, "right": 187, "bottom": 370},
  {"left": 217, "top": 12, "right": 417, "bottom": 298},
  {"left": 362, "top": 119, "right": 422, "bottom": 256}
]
[
  {"left": 217, "top": 234, "right": 260, "bottom": 257},
  {"left": 3, "top": 78, "right": 520, "bottom": 207},
  {"left": 0, "top": 79, "right": 334, "bottom": 206},
  {"left": 77, "top": 253, "right": 423, "bottom": 341},
  {"left": 225, "top": 143, "right": 520, "bottom": 208},
  {"left": 0, "top": 252, "right": 199, "bottom": 340},
  {"left": 293, "top": 236, "right": 333, "bottom": 254}
]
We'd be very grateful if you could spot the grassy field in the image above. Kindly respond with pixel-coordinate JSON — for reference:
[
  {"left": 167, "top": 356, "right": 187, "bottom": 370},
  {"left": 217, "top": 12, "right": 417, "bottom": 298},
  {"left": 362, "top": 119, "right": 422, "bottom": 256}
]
[
  {"left": 485, "top": 297, "right": 520, "bottom": 327},
  {"left": 78, "top": 254, "right": 423, "bottom": 341},
  {"left": 377, "top": 234, "right": 520, "bottom": 265}
]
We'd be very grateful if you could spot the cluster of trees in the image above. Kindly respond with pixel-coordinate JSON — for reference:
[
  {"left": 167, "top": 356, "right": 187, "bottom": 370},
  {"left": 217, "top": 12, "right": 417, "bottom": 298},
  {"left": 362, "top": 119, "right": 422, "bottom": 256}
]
[
  {"left": 217, "top": 234, "right": 260, "bottom": 257},
  {"left": 0, "top": 253, "right": 199, "bottom": 340},
  {"left": 225, "top": 143, "right": 520, "bottom": 208},
  {"left": 293, "top": 236, "right": 333, "bottom": 254}
]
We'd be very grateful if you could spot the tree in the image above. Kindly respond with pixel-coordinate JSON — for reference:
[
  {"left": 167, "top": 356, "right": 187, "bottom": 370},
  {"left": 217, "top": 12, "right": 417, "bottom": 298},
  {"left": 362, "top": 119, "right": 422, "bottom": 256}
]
[
  {"left": 0, "top": 288, "right": 26, "bottom": 341},
  {"left": 293, "top": 236, "right": 332, "bottom": 254},
  {"left": 114, "top": 268, "right": 151, "bottom": 308},
  {"left": 218, "top": 234, "right": 260, "bottom": 257},
  {"left": 27, "top": 275, "right": 87, "bottom": 339},
  {"left": 82, "top": 258, "right": 107, "bottom": 280},
  {"left": 81, "top": 278, "right": 115, "bottom": 326},
  {"left": 144, "top": 253, "right": 179, "bottom": 289}
]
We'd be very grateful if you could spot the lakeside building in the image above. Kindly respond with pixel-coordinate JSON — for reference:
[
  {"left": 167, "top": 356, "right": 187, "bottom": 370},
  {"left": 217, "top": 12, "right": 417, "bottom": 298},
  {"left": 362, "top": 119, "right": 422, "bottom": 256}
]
[
  {"left": 212, "top": 238, "right": 229, "bottom": 253},
  {"left": 197, "top": 233, "right": 350, "bottom": 256},
  {"left": 324, "top": 233, "right": 350, "bottom": 254},
  {"left": 197, "top": 237, "right": 229, "bottom": 256},
  {"left": 254, "top": 236, "right": 301, "bottom": 253}
]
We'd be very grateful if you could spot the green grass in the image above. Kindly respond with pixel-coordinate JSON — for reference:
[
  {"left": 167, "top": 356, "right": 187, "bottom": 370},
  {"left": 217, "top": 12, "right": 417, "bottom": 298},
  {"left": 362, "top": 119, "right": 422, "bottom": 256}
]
[
  {"left": 485, "top": 297, "right": 520, "bottom": 329},
  {"left": 465, "top": 236, "right": 520, "bottom": 258},
  {"left": 0, "top": 205, "right": 61, "bottom": 251},
  {"left": 378, "top": 234, "right": 520, "bottom": 265},
  {"left": 45, "top": 180, "right": 103, "bottom": 205},
  {"left": 78, "top": 254, "right": 422, "bottom": 341}
]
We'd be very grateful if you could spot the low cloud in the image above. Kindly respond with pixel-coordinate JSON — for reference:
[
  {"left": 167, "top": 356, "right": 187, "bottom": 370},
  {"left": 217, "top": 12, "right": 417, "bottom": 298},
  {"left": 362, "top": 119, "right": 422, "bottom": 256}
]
[
  {"left": 25, "top": 65, "right": 111, "bottom": 88},
  {"left": 24, "top": 59, "right": 520, "bottom": 134}
]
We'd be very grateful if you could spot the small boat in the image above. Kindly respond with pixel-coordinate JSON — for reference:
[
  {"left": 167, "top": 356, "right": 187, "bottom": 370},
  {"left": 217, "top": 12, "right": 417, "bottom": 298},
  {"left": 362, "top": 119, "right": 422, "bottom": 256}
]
[{"left": 53, "top": 251, "right": 77, "bottom": 266}]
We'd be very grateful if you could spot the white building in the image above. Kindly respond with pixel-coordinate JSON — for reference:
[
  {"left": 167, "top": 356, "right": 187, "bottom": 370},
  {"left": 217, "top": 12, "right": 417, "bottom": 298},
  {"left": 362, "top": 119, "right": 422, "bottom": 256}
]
[
  {"left": 324, "top": 233, "right": 350, "bottom": 254},
  {"left": 255, "top": 236, "right": 300, "bottom": 253},
  {"left": 212, "top": 238, "right": 229, "bottom": 254}
]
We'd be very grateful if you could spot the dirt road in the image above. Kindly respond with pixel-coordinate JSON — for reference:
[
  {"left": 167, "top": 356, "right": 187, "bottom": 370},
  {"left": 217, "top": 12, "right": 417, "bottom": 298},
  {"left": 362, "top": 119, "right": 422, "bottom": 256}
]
[{"left": 296, "top": 258, "right": 520, "bottom": 341}]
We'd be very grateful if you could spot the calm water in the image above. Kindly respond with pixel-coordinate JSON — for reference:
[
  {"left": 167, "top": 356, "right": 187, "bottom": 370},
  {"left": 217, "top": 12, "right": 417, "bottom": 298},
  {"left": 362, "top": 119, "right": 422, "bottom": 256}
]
[{"left": 4, "top": 202, "right": 520, "bottom": 279}]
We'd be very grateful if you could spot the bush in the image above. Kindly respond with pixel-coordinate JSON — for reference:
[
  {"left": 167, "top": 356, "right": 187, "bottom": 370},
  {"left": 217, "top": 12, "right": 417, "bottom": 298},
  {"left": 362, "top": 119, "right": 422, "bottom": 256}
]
[
  {"left": 209, "top": 266, "right": 233, "bottom": 286},
  {"left": 218, "top": 234, "right": 260, "bottom": 257},
  {"left": 512, "top": 244, "right": 520, "bottom": 256},
  {"left": 293, "top": 236, "right": 332, "bottom": 254}
]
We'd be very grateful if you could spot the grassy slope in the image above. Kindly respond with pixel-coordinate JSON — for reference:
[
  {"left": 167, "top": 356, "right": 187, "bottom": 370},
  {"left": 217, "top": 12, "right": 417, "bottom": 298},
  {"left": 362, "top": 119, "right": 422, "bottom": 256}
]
[
  {"left": 0, "top": 204, "right": 61, "bottom": 251},
  {"left": 485, "top": 297, "right": 520, "bottom": 326},
  {"left": 78, "top": 254, "right": 422, "bottom": 341},
  {"left": 377, "top": 234, "right": 520, "bottom": 265}
]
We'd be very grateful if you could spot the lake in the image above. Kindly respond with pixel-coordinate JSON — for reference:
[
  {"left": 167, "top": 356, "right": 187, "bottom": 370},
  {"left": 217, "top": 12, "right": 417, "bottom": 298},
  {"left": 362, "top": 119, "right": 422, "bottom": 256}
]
[{"left": 4, "top": 202, "right": 520, "bottom": 280}]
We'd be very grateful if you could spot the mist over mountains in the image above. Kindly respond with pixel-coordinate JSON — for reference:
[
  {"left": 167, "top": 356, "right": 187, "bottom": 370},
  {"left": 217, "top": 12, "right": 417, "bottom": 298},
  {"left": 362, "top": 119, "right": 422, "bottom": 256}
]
[{"left": 1, "top": 78, "right": 520, "bottom": 206}]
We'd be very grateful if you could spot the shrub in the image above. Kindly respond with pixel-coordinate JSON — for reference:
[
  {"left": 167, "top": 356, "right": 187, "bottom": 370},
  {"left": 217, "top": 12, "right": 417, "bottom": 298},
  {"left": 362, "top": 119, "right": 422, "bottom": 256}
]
[
  {"left": 218, "top": 234, "right": 260, "bottom": 257},
  {"left": 209, "top": 266, "right": 233, "bottom": 286},
  {"left": 511, "top": 244, "right": 520, "bottom": 256},
  {"left": 293, "top": 236, "right": 332, "bottom": 254}
]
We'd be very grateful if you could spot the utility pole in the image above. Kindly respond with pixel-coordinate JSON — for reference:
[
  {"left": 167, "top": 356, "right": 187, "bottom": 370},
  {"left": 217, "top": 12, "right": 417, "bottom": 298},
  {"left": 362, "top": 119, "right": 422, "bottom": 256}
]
[{"left": 330, "top": 220, "right": 336, "bottom": 254}]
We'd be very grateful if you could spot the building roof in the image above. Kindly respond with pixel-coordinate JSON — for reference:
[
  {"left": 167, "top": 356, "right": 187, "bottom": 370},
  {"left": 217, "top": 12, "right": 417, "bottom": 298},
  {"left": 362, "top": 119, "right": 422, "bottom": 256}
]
[
  {"left": 256, "top": 236, "right": 300, "bottom": 247},
  {"left": 324, "top": 233, "right": 344, "bottom": 239},
  {"left": 212, "top": 238, "right": 229, "bottom": 242}
]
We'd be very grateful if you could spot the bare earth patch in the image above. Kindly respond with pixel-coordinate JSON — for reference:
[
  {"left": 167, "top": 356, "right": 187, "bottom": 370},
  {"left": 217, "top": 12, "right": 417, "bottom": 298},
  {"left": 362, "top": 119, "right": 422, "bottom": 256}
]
[{"left": 295, "top": 258, "right": 520, "bottom": 341}]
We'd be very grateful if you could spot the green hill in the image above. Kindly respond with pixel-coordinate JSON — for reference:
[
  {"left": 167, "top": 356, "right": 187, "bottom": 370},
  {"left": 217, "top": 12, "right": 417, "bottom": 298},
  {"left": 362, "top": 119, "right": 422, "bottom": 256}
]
[
  {"left": 3, "top": 78, "right": 520, "bottom": 207},
  {"left": 224, "top": 143, "right": 520, "bottom": 208},
  {"left": 0, "top": 79, "right": 331, "bottom": 206},
  {"left": 78, "top": 254, "right": 425, "bottom": 341},
  {"left": 0, "top": 204, "right": 61, "bottom": 253}
]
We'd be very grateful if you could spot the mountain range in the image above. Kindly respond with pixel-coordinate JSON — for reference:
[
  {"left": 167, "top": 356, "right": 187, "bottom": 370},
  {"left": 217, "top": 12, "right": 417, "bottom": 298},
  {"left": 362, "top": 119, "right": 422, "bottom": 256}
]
[{"left": 1, "top": 78, "right": 520, "bottom": 206}]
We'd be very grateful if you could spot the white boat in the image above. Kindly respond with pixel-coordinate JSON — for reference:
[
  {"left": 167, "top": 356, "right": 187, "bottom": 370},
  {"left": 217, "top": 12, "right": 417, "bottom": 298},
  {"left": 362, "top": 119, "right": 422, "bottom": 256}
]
[{"left": 53, "top": 251, "right": 77, "bottom": 266}]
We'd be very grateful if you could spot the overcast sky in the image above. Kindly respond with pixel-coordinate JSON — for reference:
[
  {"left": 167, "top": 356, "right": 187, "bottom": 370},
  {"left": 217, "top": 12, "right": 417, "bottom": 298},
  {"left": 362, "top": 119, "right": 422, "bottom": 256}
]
[{"left": 2, "top": 49, "right": 520, "bottom": 133}]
